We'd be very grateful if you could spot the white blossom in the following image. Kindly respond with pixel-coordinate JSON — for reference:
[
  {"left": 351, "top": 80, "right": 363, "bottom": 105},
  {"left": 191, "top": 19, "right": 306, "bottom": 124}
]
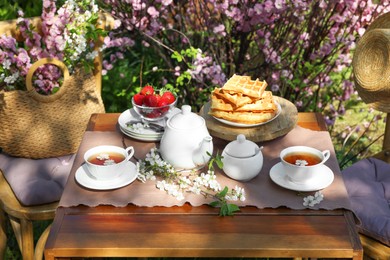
[
  {"left": 86, "top": 51, "right": 98, "bottom": 60},
  {"left": 103, "top": 159, "right": 116, "bottom": 165},
  {"left": 97, "top": 153, "right": 110, "bottom": 160},
  {"left": 303, "top": 191, "right": 324, "bottom": 207},
  {"left": 136, "top": 148, "right": 245, "bottom": 205},
  {"left": 4, "top": 72, "right": 19, "bottom": 84},
  {"left": 2, "top": 59, "right": 11, "bottom": 70},
  {"left": 295, "top": 160, "right": 308, "bottom": 166}
]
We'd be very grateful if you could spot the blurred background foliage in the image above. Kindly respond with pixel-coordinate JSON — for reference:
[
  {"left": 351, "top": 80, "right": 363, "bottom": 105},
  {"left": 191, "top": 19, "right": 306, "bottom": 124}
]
[{"left": 0, "top": 0, "right": 41, "bottom": 20}]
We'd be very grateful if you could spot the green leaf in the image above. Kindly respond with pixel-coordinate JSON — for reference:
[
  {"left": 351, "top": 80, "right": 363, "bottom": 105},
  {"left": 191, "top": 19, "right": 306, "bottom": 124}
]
[
  {"left": 52, "top": 87, "right": 60, "bottom": 94},
  {"left": 217, "top": 186, "right": 229, "bottom": 198},
  {"left": 171, "top": 51, "right": 183, "bottom": 62},
  {"left": 220, "top": 204, "right": 229, "bottom": 216},
  {"left": 227, "top": 203, "right": 240, "bottom": 214},
  {"left": 215, "top": 153, "right": 224, "bottom": 169},
  {"left": 209, "top": 201, "right": 220, "bottom": 207}
]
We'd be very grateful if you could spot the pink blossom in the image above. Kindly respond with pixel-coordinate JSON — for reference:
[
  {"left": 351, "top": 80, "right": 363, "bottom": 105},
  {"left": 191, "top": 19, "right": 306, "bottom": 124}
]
[
  {"left": 274, "top": 0, "right": 284, "bottom": 10},
  {"left": 115, "top": 52, "right": 124, "bottom": 59},
  {"left": 0, "top": 36, "right": 17, "bottom": 51},
  {"left": 147, "top": 6, "right": 159, "bottom": 18},
  {"left": 113, "top": 19, "right": 122, "bottom": 29},
  {"left": 213, "top": 24, "right": 226, "bottom": 36},
  {"left": 54, "top": 36, "right": 66, "bottom": 51},
  {"left": 103, "top": 60, "right": 113, "bottom": 70},
  {"left": 263, "top": 0, "right": 274, "bottom": 13},
  {"left": 42, "top": 0, "right": 52, "bottom": 9},
  {"left": 16, "top": 49, "right": 30, "bottom": 65},
  {"left": 162, "top": 0, "right": 173, "bottom": 5}
]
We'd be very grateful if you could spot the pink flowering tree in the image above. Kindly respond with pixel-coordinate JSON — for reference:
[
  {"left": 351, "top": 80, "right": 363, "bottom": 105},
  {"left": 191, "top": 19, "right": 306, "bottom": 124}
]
[
  {"left": 100, "top": 0, "right": 388, "bottom": 115},
  {"left": 99, "top": 0, "right": 390, "bottom": 163}
]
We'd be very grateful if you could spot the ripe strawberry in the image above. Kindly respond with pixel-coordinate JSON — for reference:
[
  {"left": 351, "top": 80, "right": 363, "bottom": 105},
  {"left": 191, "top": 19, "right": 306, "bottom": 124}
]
[
  {"left": 133, "top": 93, "right": 145, "bottom": 106},
  {"left": 147, "top": 110, "right": 162, "bottom": 118},
  {"left": 157, "top": 98, "right": 169, "bottom": 107},
  {"left": 161, "top": 91, "right": 176, "bottom": 104},
  {"left": 143, "top": 94, "right": 159, "bottom": 107},
  {"left": 154, "top": 94, "right": 162, "bottom": 104},
  {"left": 157, "top": 98, "right": 170, "bottom": 112},
  {"left": 140, "top": 85, "right": 154, "bottom": 96}
]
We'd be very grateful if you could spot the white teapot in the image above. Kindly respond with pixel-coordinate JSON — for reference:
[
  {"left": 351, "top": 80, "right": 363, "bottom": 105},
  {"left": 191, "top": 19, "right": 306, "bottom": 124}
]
[
  {"left": 160, "top": 105, "right": 213, "bottom": 170},
  {"left": 222, "top": 134, "right": 263, "bottom": 181}
]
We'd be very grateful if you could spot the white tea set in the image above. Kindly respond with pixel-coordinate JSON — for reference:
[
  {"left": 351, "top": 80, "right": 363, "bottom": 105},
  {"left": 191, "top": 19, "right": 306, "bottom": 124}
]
[
  {"left": 81, "top": 105, "right": 332, "bottom": 188},
  {"left": 158, "top": 104, "right": 332, "bottom": 185},
  {"left": 158, "top": 105, "right": 265, "bottom": 181}
]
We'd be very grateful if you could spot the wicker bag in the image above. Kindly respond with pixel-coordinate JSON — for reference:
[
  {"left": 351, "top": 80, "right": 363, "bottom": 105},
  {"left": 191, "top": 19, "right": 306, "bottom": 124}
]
[{"left": 0, "top": 58, "right": 105, "bottom": 158}]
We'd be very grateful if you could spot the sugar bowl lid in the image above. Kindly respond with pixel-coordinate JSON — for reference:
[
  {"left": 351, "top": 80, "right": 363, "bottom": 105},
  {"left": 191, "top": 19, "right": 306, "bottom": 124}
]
[{"left": 224, "top": 134, "right": 261, "bottom": 158}]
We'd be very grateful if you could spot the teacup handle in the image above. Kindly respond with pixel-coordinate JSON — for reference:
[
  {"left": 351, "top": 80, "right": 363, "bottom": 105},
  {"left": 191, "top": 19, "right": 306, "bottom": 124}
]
[
  {"left": 322, "top": 150, "right": 330, "bottom": 163},
  {"left": 125, "top": 146, "right": 135, "bottom": 161}
]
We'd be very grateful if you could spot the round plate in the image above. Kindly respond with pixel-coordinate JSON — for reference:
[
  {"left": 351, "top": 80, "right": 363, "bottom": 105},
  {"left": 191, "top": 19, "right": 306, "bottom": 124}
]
[
  {"left": 269, "top": 162, "right": 334, "bottom": 192},
  {"left": 75, "top": 161, "right": 138, "bottom": 190},
  {"left": 212, "top": 102, "right": 281, "bottom": 127},
  {"left": 200, "top": 96, "right": 298, "bottom": 142},
  {"left": 118, "top": 107, "right": 181, "bottom": 136},
  {"left": 119, "top": 126, "right": 162, "bottom": 142}
]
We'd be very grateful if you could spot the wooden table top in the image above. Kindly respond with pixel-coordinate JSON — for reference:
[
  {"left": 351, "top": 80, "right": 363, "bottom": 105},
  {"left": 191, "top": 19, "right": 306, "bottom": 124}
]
[{"left": 44, "top": 112, "right": 363, "bottom": 260}]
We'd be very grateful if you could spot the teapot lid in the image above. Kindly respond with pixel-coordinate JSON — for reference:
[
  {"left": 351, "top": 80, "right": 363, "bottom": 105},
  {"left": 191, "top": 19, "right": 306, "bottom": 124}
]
[
  {"left": 224, "top": 134, "right": 260, "bottom": 158},
  {"left": 168, "top": 105, "right": 204, "bottom": 130}
]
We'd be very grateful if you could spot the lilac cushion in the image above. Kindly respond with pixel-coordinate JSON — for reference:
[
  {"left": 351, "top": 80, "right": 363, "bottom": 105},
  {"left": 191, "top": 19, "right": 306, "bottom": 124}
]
[
  {"left": 342, "top": 157, "right": 390, "bottom": 246},
  {"left": 0, "top": 152, "right": 75, "bottom": 206}
]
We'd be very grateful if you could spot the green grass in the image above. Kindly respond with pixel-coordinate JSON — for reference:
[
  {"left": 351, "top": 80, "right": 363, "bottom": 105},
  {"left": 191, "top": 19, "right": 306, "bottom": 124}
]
[
  {"left": 4, "top": 219, "right": 51, "bottom": 259},
  {"left": 331, "top": 101, "right": 386, "bottom": 169}
]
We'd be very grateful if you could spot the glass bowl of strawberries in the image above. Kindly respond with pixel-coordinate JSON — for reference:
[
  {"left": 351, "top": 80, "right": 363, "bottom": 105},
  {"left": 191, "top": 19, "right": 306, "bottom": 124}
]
[{"left": 131, "top": 85, "right": 177, "bottom": 121}]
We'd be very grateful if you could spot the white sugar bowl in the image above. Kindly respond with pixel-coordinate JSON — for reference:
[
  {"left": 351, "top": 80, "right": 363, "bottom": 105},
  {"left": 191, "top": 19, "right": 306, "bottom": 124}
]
[{"left": 221, "top": 134, "right": 263, "bottom": 181}]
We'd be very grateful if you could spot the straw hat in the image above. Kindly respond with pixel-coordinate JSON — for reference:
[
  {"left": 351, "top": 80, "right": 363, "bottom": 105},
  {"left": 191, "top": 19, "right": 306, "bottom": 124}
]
[{"left": 353, "top": 12, "right": 390, "bottom": 113}]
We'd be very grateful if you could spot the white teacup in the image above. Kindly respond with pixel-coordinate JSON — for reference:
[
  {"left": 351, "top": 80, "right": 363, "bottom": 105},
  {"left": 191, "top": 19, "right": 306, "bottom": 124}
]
[
  {"left": 84, "top": 145, "right": 135, "bottom": 180},
  {"left": 280, "top": 146, "right": 330, "bottom": 184}
]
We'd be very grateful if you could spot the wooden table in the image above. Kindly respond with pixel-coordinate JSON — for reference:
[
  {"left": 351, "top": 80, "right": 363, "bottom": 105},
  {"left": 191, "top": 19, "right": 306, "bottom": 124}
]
[{"left": 44, "top": 112, "right": 363, "bottom": 260}]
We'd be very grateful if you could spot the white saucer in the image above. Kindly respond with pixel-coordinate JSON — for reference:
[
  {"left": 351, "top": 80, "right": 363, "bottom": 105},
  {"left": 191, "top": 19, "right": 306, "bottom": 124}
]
[
  {"left": 118, "top": 107, "right": 181, "bottom": 141},
  {"left": 75, "top": 161, "right": 138, "bottom": 190},
  {"left": 119, "top": 126, "right": 162, "bottom": 141},
  {"left": 212, "top": 102, "right": 281, "bottom": 127},
  {"left": 269, "top": 162, "right": 334, "bottom": 192}
]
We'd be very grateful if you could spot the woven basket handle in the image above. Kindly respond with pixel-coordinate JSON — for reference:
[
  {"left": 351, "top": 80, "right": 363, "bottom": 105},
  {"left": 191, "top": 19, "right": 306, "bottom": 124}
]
[{"left": 26, "top": 58, "right": 70, "bottom": 103}]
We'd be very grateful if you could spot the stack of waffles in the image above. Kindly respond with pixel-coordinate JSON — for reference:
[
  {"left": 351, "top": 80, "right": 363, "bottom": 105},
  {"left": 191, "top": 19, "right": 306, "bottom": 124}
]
[{"left": 209, "top": 74, "right": 278, "bottom": 124}]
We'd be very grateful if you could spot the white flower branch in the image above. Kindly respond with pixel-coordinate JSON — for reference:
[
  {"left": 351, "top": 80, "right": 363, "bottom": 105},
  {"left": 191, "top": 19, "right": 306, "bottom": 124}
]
[{"left": 136, "top": 148, "right": 245, "bottom": 216}]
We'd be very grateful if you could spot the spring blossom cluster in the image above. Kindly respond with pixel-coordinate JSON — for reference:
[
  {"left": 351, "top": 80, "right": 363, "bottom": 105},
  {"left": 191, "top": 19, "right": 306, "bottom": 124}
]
[
  {"left": 0, "top": 0, "right": 106, "bottom": 94},
  {"left": 303, "top": 191, "right": 324, "bottom": 207},
  {"left": 136, "top": 148, "right": 246, "bottom": 204}
]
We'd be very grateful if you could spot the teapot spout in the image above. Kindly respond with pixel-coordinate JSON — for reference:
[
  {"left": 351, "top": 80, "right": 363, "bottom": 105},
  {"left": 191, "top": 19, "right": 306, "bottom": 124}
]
[{"left": 192, "top": 136, "right": 213, "bottom": 167}]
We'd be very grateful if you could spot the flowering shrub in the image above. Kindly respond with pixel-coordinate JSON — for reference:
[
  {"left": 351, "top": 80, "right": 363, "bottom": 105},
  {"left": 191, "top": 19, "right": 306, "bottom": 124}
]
[
  {"left": 0, "top": 0, "right": 106, "bottom": 94},
  {"left": 99, "top": 0, "right": 390, "bottom": 164},
  {"left": 137, "top": 148, "right": 245, "bottom": 216},
  {"left": 100, "top": 0, "right": 389, "bottom": 114}
]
